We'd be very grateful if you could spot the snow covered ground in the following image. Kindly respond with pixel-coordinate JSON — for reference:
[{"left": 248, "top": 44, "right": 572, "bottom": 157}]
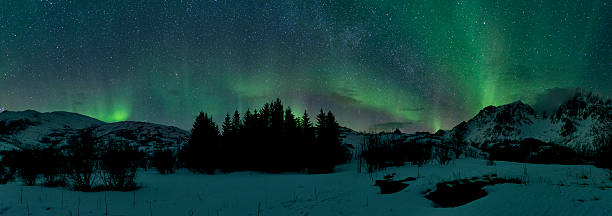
[{"left": 1, "top": 159, "right": 612, "bottom": 216}]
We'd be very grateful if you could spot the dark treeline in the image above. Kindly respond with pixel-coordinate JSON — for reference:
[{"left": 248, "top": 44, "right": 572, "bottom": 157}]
[
  {"left": 358, "top": 133, "right": 440, "bottom": 173},
  {"left": 0, "top": 98, "right": 350, "bottom": 191},
  {"left": 0, "top": 130, "right": 141, "bottom": 191},
  {"left": 180, "top": 98, "right": 350, "bottom": 174}
]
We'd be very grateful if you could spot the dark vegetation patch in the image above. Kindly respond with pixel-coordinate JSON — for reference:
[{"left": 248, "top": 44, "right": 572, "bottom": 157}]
[
  {"left": 425, "top": 174, "right": 524, "bottom": 208},
  {"left": 0, "top": 131, "right": 142, "bottom": 191},
  {"left": 0, "top": 162, "right": 14, "bottom": 184},
  {"left": 485, "top": 138, "right": 581, "bottom": 165},
  {"left": 359, "top": 134, "right": 433, "bottom": 173},
  {"left": 0, "top": 119, "right": 38, "bottom": 135},
  {"left": 0, "top": 99, "right": 350, "bottom": 192},
  {"left": 374, "top": 173, "right": 417, "bottom": 194},
  {"left": 181, "top": 98, "right": 349, "bottom": 174}
]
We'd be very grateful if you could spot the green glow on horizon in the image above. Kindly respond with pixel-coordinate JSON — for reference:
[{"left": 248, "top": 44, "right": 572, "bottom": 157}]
[
  {"left": 109, "top": 108, "right": 130, "bottom": 122},
  {"left": 432, "top": 116, "right": 441, "bottom": 133},
  {"left": 77, "top": 98, "right": 132, "bottom": 123},
  {"left": 1, "top": 0, "right": 609, "bottom": 131}
]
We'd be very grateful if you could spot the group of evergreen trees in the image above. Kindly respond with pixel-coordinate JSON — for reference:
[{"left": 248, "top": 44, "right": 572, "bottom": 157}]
[
  {"left": 0, "top": 98, "right": 350, "bottom": 190},
  {"left": 181, "top": 98, "right": 349, "bottom": 174}
]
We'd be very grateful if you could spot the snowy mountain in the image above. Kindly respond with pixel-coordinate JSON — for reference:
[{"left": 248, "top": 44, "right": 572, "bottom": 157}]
[
  {"left": 550, "top": 92, "right": 612, "bottom": 152},
  {"left": 89, "top": 121, "right": 189, "bottom": 154},
  {"left": 0, "top": 110, "right": 189, "bottom": 154},
  {"left": 448, "top": 92, "right": 612, "bottom": 153},
  {"left": 0, "top": 110, "right": 104, "bottom": 151}
]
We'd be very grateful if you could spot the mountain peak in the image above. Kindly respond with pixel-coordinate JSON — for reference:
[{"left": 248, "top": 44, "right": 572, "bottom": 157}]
[
  {"left": 551, "top": 91, "right": 612, "bottom": 123},
  {"left": 449, "top": 92, "right": 611, "bottom": 152},
  {"left": 0, "top": 110, "right": 188, "bottom": 153},
  {"left": 509, "top": 100, "right": 524, "bottom": 105}
]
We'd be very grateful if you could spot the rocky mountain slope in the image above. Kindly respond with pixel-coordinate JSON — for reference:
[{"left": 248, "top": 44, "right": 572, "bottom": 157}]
[
  {"left": 0, "top": 110, "right": 189, "bottom": 154},
  {"left": 448, "top": 92, "right": 611, "bottom": 153},
  {"left": 90, "top": 121, "right": 189, "bottom": 154},
  {"left": 2, "top": 91, "right": 609, "bottom": 155},
  {"left": 0, "top": 110, "right": 104, "bottom": 151}
]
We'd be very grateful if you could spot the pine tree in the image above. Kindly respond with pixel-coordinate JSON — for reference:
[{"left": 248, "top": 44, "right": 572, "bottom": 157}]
[
  {"left": 222, "top": 113, "right": 233, "bottom": 136},
  {"left": 265, "top": 99, "right": 284, "bottom": 172},
  {"left": 284, "top": 108, "right": 297, "bottom": 133},
  {"left": 243, "top": 109, "right": 254, "bottom": 131},
  {"left": 220, "top": 113, "right": 235, "bottom": 171},
  {"left": 316, "top": 109, "right": 326, "bottom": 129},
  {"left": 232, "top": 110, "right": 242, "bottom": 135},
  {"left": 310, "top": 109, "right": 348, "bottom": 173},
  {"left": 260, "top": 103, "right": 270, "bottom": 128},
  {"left": 242, "top": 109, "right": 256, "bottom": 170},
  {"left": 299, "top": 110, "right": 315, "bottom": 171},
  {"left": 183, "top": 112, "right": 220, "bottom": 174},
  {"left": 270, "top": 98, "right": 284, "bottom": 132},
  {"left": 325, "top": 111, "right": 346, "bottom": 165},
  {"left": 282, "top": 107, "right": 298, "bottom": 171},
  {"left": 301, "top": 110, "right": 312, "bottom": 130}
]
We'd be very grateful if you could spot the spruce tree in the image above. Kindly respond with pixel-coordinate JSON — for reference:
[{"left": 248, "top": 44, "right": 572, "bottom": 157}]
[
  {"left": 284, "top": 108, "right": 297, "bottom": 134},
  {"left": 270, "top": 98, "right": 284, "bottom": 132},
  {"left": 299, "top": 110, "right": 315, "bottom": 171},
  {"left": 242, "top": 109, "right": 256, "bottom": 170},
  {"left": 310, "top": 109, "right": 347, "bottom": 173},
  {"left": 222, "top": 113, "right": 233, "bottom": 136},
  {"left": 221, "top": 113, "right": 235, "bottom": 171},
  {"left": 260, "top": 103, "right": 271, "bottom": 128},
  {"left": 183, "top": 112, "right": 220, "bottom": 174},
  {"left": 301, "top": 110, "right": 312, "bottom": 130},
  {"left": 232, "top": 110, "right": 242, "bottom": 135},
  {"left": 283, "top": 107, "right": 298, "bottom": 171}
]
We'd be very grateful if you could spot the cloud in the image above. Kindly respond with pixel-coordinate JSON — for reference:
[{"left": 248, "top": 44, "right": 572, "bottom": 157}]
[
  {"left": 327, "top": 87, "right": 361, "bottom": 105},
  {"left": 329, "top": 91, "right": 360, "bottom": 105},
  {"left": 531, "top": 87, "right": 581, "bottom": 113}
]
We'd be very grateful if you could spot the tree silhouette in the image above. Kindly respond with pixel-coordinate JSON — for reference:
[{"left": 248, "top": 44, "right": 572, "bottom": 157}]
[
  {"left": 40, "top": 146, "right": 67, "bottom": 187},
  {"left": 15, "top": 149, "right": 41, "bottom": 186},
  {"left": 222, "top": 113, "right": 233, "bottom": 136},
  {"left": 182, "top": 112, "right": 220, "bottom": 174},
  {"left": 68, "top": 131, "right": 98, "bottom": 191},
  {"left": 152, "top": 148, "right": 175, "bottom": 174},
  {"left": 299, "top": 110, "right": 315, "bottom": 170},
  {"left": 281, "top": 107, "right": 298, "bottom": 171},
  {"left": 182, "top": 99, "right": 348, "bottom": 174},
  {"left": 309, "top": 109, "right": 349, "bottom": 173},
  {"left": 100, "top": 141, "right": 140, "bottom": 191}
]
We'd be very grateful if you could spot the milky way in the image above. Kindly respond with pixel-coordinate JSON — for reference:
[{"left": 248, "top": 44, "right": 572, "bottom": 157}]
[{"left": 1, "top": 1, "right": 610, "bottom": 132}]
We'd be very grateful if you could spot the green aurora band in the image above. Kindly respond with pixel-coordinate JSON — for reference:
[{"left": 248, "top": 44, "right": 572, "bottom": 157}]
[{"left": 0, "top": 0, "right": 610, "bottom": 132}]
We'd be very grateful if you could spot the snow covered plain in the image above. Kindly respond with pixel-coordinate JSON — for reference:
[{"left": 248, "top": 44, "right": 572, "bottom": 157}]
[{"left": 1, "top": 159, "right": 612, "bottom": 216}]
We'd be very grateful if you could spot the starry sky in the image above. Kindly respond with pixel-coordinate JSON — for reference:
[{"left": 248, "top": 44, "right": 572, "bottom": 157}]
[{"left": 0, "top": 0, "right": 610, "bottom": 132}]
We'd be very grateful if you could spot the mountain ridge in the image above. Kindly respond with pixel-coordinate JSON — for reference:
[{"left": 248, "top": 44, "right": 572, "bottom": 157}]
[
  {"left": 448, "top": 91, "right": 612, "bottom": 153},
  {"left": 0, "top": 110, "right": 189, "bottom": 153},
  {"left": 1, "top": 91, "right": 610, "bottom": 154}
]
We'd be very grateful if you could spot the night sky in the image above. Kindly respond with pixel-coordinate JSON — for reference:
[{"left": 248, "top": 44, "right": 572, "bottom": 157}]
[{"left": 1, "top": 1, "right": 610, "bottom": 132}]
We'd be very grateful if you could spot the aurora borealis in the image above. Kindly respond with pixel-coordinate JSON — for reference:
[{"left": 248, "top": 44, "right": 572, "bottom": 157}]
[{"left": 0, "top": 1, "right": 610, "bottom": 132}]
